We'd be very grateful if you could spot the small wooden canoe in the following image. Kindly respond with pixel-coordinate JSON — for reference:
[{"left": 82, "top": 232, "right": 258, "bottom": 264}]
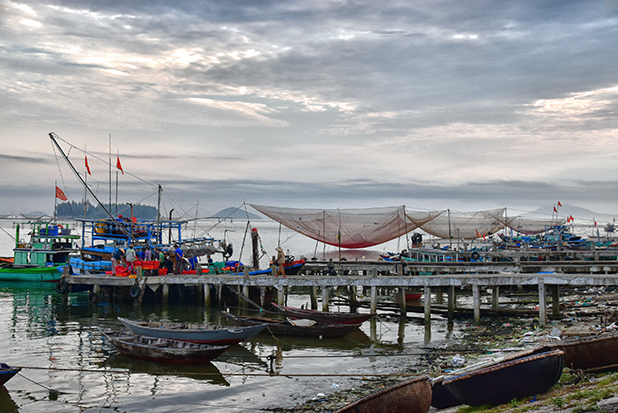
[
  {"left": 549, "top": 332, "right": 618, "bottom": 371},
  {"left": 223, "top": 313, "right": 362, "bottom": 338},
  {"left": 100, "top": 329, "right": 229, "bottom": 363},
  {"left": 442, "top": 348, "right": 563, "bottom": 406},
  {"left": 0, "top": 363, "right": 20, "bottom": 386},
  {"left": 271, "top": 303, "right": 375, "bottom": 325},
  {"left": 334, "top": 376, "right": 432, "bottom": 413},
  {"left": 118, "top": 317, "right": 266, "bottom": 345}
]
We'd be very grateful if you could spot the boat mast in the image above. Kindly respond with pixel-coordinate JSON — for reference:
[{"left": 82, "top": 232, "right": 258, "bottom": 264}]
[
  {"left": 108, "top": 134, "right": 112, "bottom": 216},
  {"left": 49, "top": 132, "right": 135, "bottom": 242}
]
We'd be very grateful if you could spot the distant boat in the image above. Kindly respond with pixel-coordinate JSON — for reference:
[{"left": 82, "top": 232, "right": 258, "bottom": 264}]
[
  {"left": 223, "top": 313, "right": 362, "bottom": 338},
  {"left": 442, "top": 347, "right": 563, "bottom": 406},
  {"left": 117, "top": 317, "right": 266, "bottom": 345},
  {"left": 549, "top": 332, "right": 618, "bottom": 371},
  {"left": 271, "top": 303, "right": 375, "bottom": 325},
  {"left": 333, "top": 375, "right": 432, "bottom": 413},
  {"left": 100, "top": 329, "right": 229, "bottom": 363},
  {"left": 0, "top": 222, "right": 79, "bottom": 282},
  {"left": 0, "top": 363, "right": 20, "bottom": 386}
]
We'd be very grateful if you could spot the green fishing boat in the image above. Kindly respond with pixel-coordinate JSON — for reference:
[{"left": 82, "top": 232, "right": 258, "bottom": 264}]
[{"left": 0, "top": 222, "right": 79, "bottom": 282}]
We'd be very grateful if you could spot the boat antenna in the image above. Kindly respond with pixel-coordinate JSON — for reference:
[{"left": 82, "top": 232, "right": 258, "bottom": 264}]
[{"left": 49, "top": 132, "right": 136, "bottom": 242}]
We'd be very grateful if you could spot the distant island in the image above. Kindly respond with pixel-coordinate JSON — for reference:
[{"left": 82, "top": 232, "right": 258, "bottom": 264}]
[{"left": 54, "top": 202, "right": 262, "bottom": 221}]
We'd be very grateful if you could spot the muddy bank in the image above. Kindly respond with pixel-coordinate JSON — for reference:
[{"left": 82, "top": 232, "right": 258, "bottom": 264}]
[{"left": 269, "top": 287, "right": 618, "bottom": 413}]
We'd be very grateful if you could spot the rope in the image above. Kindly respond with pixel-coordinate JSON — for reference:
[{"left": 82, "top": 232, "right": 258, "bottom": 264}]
[{"left": 13, "top": 365, "right": 425, "bottom": 378}]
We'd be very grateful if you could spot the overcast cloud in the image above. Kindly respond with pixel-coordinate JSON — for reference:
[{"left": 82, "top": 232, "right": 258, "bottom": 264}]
[{"left": 1, "top": 0, "right": 618, "bottom": 219}]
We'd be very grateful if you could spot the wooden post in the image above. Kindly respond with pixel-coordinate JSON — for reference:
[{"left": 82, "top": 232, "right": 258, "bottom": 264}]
[
  {"left": 203, "top": 283, "right": 211, "bottom": 307},
  {"left": 162, "top": 283, "right": 169, "bottom": 305},
  {"left": 242, "top": 284, "right": 250, "bottom": 308},
  {"left": 424, "top": 285, "right": 431, "bottom": 324},
  {"left": 349, "top": 286, "right": 358, "bottom": 311},
  {"left": 472, "top": 283, "right": 481, "bottom": 324},
  {"left": 492, "top": 286, "right": 500, "bottom": 312},
  {"left": 552, "top": 285, "right": 560, "bottom": 317},
  {"left": 370, "top": 286, "right": 378, "bottom": 314},
  {"left": 310, "top": 286, "right": 318, "bottom": 310},
  {"left": 447, "top": 285, "right": 455, "bottom": 320},
  {"left": 399, "top": 287, "right": 407, "bottom": 316},
  {"left": 435, "top": 288, "right": 443, "bottom": 304},
  {"left": 217, "top": 282, "right": 223, "bottom": 304},
  {"left": 322, "top": 286, "right": 330, "bottom": 312},
  {"left": 277, "top": 286, "right": 285, "bottom": 305},
  {"left": 538, "top": 280, "right": 547, "bottom": 327}
]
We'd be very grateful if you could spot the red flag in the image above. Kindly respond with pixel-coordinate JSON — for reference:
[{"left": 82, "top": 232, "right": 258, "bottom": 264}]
[
  {"left": 567, "top": 216, "right": 571, "bottom": 223},
  {"left": 553, "top": 206, "right": 558, "bottom": 213},
  {"left": 557, "top": 201, "right": 563, "bottom": 207},
  {"left": 55, "top": 186, "right": 68, "bottom": 201},
  {"left": 594, "top": 220, "right": 597, "bottom": 227},
  {"left": 116, "top": 156, "right": 124, "bottom": 174},
  {"left": 570, "top": 215, "right": 574, "bottom": 221},
  {"left": 85, "top": 156, "right": 91, "bottom": 175},
  {"left": 475, "top": 229, "right": 482, "bottom": 239}
]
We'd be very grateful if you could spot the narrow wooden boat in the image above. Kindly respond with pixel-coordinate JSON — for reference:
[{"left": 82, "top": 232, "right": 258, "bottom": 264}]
[
  {"left": 117, "top": 317, "right": 266, "bottom": 345},
  {"left": 0, "top": 363, "right": 20, "bottom": 386},
  {"left": 100, "top": 329, "right": 229, "bottom": 363},
  {"left": 442, "top": 348, "right": 563, "bottom": 406},
  {"left": 271, "top": 303, "right": 375, "bottom": 325},
  {"left": 223, "top": 313, "right": 362, "bottom": 338},
  {"left": 333, "top": 376, "right": 432, "bottom": 413},
  {"left": 549, "top": 332, "right": 618, "bottom": 370}
]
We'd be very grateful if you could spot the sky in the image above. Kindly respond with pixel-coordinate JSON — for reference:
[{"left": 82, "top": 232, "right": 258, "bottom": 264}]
[{"left": 1, "top": 0, "right": 618, "bottom": 221}]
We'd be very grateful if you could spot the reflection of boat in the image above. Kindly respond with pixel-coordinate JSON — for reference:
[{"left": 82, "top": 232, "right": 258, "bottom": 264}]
[
  {"left": 549, "top": 332, "right": 618, "bottom": 371},
  {"left": 100, "top": 329, "right": 229, "bottom": 363},
  {"left": 0, "top": 386, "right": 19, "bottom": 413},
  {"left": 0, "top": 363, "right": 20, "bottom": 386},
  {"left": 223, "top": 313, "right": 361, "bottom": 338},
  {"left": 271, "top": 303, "right": 375, "bottom": 325},
  {"left": 442, "top": 347, "right": 563, "bottom": 406},
  {"left": 334, "top": 375, "right": 432, "bottom": 413},
  {"left": 118, "top": 317, "right": 266, "bottom": 345},
  {"left": 252, "top": 328, "right": 372, "bottom": 351},
  {"left": 0, "top": 222, "right": 79, "bottom": 282},
  {"left": 101, "top": 353, "right": 230, "bottom": 386}
]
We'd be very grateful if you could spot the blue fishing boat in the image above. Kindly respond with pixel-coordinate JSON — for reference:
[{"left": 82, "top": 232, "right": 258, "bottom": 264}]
[
  {"left": 0, "top": 363, "right": 20, "bottom": 386},
  {"left": 0, "top": 222, "right": 79, "bottom": 282}
]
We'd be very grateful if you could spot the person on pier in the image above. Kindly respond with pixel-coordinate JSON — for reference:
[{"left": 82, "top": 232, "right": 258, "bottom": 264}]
[
  {"left": 275, "top": 246, "right": 286, "bottom": 277},
  {"left": 174, "top": 244, "right": 184, "bottom": 274}
]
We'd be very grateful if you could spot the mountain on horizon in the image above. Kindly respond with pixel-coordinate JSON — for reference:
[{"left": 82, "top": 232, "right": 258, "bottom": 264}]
[
  {"left": 526, "top": 203, "right": 615, "bottom": 223},
  {"left": 212, "top": 207, "right": 262, "bottom": 220}
]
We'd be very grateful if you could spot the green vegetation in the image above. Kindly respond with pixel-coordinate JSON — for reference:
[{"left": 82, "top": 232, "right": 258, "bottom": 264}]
[{"left": 56, "top": 201, "right": 158, "bottom": 219}]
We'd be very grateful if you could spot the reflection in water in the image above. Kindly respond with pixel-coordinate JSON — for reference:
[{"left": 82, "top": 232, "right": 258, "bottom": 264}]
[
  {"left": 0, "top": 386, "right": 19, "bottom": 413},
  {"left": 101, "top": 353, "right": 230, "bottom": 386}
]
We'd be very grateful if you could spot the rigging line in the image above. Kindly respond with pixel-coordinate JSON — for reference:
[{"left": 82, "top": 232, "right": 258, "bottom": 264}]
[
  {"left": 50, "top": 140, "right": 68, "bottom": 192},
  {"left": 52, "top": 133, "right": 156, "bottom": 187},
  {"left": 13, "top": 365, "right": 425, "bottom": 378}
]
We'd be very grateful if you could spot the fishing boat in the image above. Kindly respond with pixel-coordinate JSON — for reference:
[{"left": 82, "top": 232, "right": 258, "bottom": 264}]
[
  {"left": 0, "top": 363, "right": 20, "bottom": 386},
  {"left": 442, "top": 347, "right": 563, "bottom": 406},
  {"left": 333, "top": 375, "right": 432, "bottom": 413},
  {"left": 248, "top": 258, "right": 306, "bottom": 276},
  {"left": 117, "top": 317, "right": 266, "bottom": 345},
  {"left": 100, "top": 329, "right": 229, "bottom": 363},
  {"left": 271, "top": 303, "right": 375, "bottom": 325},
  {"left": 0, "top": 222, "right": 79, "bottom": 282},
  {"left": 223, "top": 313, "right": 362, "bottom": 338},
  {"left": 549, "top": 332, "right": 618, "bottom": 371}
]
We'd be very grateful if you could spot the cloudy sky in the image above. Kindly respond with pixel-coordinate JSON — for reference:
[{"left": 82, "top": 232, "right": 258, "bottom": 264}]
[{"left": 1, "top": 0, "right": 618, "bottom": 220}]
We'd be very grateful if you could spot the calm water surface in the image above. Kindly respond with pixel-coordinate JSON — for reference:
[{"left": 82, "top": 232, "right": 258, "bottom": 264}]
[{"left": 0, "top": 219, "right": 463, "bottom": 412}]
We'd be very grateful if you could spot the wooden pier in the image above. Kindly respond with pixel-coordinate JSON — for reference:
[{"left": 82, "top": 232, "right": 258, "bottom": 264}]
[{"left": 59, "top": 251, "right": 618, "bottom": 327}]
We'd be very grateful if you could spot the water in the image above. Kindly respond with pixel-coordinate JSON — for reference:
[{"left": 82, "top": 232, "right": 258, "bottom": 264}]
[{"left": 0, "top": 219, "right": 463, "bottom": 412}]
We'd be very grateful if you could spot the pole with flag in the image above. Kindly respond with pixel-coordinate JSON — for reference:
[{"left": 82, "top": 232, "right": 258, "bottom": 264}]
[{"left": 54, "top": 181, "right": 68, "bottom": 222}]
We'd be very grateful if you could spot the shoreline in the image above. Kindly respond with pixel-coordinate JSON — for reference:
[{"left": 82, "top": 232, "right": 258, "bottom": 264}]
[{"left": 270, "top": 286, "right": 618, "bottom": 413}]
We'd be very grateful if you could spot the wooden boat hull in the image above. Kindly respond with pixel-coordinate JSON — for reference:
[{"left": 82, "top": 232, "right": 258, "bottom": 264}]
[
  {"left": 101, "top": 330, "right": 229, "bottom": 363},
  {"left": 117, "top": 317, "right": 266, "bottom": 345},
  {"left": 249, "top": 260, "right": 306, "bottom": 276},
  {"left": 224, "top": 313, "right": 361, "bottom": 338},
  {"left": 430, "top": 377, "right": 462, "bottom": 409},
  {"left": 334, "top": 376, "right": 432, "bottom": 413},
  {"left": 549, "top": 333, "right": 618, "bottom": 370},
  {"left": 443, "top": 349, "right": 564, "bottom": 406},
  {"left": 0, "top": 266, "right": 62, "bottom": 282},
  {"left": 271, "top": 303, "right": 375, "bottom": 325},
  {"left": 0, "top": 364, "right": 20, "bottom": 386}
]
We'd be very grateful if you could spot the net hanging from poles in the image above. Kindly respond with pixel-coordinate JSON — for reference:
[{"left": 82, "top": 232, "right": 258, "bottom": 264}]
[
  {"left": 415, "top": 208, "right": 508, "bottom": 240},
  {"left": 250, "top": 204, "right": 439, "bottom": 249}
]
